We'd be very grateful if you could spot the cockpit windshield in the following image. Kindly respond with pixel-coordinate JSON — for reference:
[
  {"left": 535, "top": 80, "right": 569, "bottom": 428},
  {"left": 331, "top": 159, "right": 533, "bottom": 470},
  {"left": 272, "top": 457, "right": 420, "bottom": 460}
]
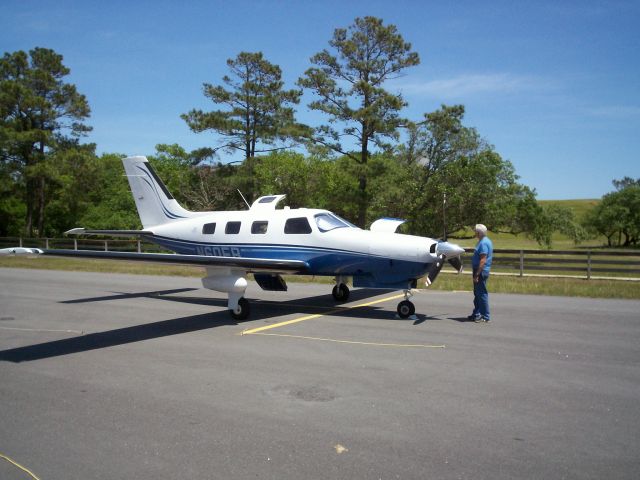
[{"left": 314, "top": 213, "right": 357, "bottom": 232}]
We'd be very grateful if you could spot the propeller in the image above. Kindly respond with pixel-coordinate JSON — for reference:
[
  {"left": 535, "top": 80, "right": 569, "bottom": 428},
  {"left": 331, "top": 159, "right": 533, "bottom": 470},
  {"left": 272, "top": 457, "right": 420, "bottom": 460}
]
[
  {"left": 424, "top": 192, "right": 464, "bottom": 287},
  {"left": 426, "top": 256, "right": 445, "bottom": 286},
  {"left": 447, "top": 256, "right": 463, "bottom": 273},
  {"left": 440, "top": 192, "right": 464, "bottom": 274}
]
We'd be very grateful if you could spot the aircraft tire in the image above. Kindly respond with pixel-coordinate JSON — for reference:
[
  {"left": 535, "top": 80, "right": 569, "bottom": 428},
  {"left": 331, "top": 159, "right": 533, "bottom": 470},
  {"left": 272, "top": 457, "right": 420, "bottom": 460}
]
[
  {"left": 332, "top": 284, "right": 350, "bottom": 302},
  {"left": 397, "top": 300, "right": 415, "bottom": 319},
  {"left": 230, "top": 297, "right": 250, "bottom": 320}
]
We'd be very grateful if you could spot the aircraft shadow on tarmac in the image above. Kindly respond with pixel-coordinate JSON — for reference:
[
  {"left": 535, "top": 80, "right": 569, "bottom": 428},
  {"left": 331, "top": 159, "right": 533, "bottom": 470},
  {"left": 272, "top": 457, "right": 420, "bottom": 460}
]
[{"left": 0, "top": 288, "right": 429, "bottom": 363}]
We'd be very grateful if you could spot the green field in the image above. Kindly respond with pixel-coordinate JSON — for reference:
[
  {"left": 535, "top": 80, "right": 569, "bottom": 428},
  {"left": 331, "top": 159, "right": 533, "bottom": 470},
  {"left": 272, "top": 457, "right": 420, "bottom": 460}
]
[{"left": 453, "top": 198, "right": 605, "bottom": 250}]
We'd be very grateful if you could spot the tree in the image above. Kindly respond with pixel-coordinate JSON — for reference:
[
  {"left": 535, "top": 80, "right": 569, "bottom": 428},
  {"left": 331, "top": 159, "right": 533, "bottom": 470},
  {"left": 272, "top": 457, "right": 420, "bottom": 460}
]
[
  {"left": 585, "top": 179, "right": 640, "bottom": 246},
  {"left": 612, "top": 176, "right": 640, "bottom": 191},
  {"left": 0, "top": 48, "right": 91, "bottom": 236},
  {"left": 79, "top": 153, "right": 139, "bottom": 231},
  {"left": 298, "top": 16, "right": 420, "bottom": 227},
  {"left": 389, "top": 104, "right": 586, "bottom": 246},
  {"left": 182, "top": 51, "right": 303, "bottom": 164}
]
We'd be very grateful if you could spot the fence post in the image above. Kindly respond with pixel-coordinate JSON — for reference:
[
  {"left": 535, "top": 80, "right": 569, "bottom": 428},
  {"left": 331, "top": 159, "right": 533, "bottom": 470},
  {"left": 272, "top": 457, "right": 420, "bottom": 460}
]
[
  {"left": 19, "top": 237, "right": 23, "bottom": 248},
  {"left": 587, "top": 250, "right": 592, "bottom": 280},
  {"left": 45, "top": 238, "right": 49, "bottom": 249},
  {"left": 137, "top": 240, "right": 141, "bottom": 253},
  {"left": 74, "top": 238, "right": 78, "bottom": 251},
  {"left": 104, "top": 240, "right": 108, "bottom": 252},
  {"left": 519, "top": 250, "right": 524, "bottom": 277}
]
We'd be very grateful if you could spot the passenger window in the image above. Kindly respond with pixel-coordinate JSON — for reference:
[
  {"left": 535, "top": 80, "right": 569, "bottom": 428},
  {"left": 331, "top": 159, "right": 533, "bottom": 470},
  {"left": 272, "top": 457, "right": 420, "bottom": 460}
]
[
  {"left": 284, "top": 217, "right": 312, "bottom": 234},
  {"left": 225, "top": 221, "right": 241, "bottom": 234},
  {"left": 202, "top": 223, "right": 216, "bottom": 234},
  {"left": 251, "top": 221, "right": 268, "bottom": 234}
]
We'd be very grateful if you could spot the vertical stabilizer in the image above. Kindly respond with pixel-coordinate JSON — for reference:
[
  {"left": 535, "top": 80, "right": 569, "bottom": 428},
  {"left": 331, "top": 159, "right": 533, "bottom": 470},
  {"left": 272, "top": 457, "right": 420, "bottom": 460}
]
[{"left": 123, "top": 156, "right": 196, "bottom": 228}]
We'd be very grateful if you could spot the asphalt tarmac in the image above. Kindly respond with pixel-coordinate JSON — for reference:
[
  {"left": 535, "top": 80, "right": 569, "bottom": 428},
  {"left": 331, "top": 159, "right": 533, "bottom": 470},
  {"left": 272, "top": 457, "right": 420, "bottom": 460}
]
[{"left": 1, "top": 268, "right": 639, "bottom": 479}]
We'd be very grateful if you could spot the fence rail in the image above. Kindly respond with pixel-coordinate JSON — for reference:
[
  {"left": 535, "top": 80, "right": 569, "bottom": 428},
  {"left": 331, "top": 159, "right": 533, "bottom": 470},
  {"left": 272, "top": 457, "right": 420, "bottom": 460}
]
[
  {"left": 455, "top": 248, "right": 640, "bottom": 280},
  {"left": 1, "top": 237, "right": 639, "bottom": 281}
]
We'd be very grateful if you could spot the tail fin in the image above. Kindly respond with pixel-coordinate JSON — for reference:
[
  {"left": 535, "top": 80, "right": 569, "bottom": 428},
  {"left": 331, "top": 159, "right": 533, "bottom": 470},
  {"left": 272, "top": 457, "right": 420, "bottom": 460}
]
[{"left": 123, "top": 156, "right": 197, "bottom": 228}]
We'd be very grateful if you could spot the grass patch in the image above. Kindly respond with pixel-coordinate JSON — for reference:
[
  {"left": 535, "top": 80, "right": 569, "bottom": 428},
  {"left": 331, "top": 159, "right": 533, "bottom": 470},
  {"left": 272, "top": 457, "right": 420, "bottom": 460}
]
[
  {"left": 0, "top": 256, "right": 205, "bottom": 277},
  {"left": 430, "top": 273, "right": 639, "bottom": 300},
  {"left": 2, "top": 256, "right": 638, "bottom": 300}
]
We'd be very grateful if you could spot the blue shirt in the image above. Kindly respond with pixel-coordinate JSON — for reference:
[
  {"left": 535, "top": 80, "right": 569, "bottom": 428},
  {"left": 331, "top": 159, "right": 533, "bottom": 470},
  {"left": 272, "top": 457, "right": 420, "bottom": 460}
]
[{"left": 472, "top": 236, "right": 493, "bottom": 274}]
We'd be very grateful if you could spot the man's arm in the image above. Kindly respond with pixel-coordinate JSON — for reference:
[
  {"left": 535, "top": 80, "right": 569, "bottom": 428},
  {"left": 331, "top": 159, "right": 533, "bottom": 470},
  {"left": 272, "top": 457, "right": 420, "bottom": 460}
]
[{"left": 474, "top": 254, "right": 487, "bottom": 283}]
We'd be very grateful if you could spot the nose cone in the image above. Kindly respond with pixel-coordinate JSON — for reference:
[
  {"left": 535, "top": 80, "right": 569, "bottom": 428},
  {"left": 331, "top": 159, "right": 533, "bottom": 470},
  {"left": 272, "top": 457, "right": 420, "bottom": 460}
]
[{"left": 436, "top": 241, "right": 465, "bottom": 257}]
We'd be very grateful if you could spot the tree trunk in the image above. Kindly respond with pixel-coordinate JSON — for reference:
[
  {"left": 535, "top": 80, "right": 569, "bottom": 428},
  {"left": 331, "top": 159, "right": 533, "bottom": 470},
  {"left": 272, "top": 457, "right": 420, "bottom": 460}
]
[
  {"left": 37, "top": 176, "right": 46, "bottom": 236},
  {"left": 357, "top": 133, "right": 369, "bottom": 228},
  {"left": 25, "top": 178, "right": 34, "bottom": 237}
]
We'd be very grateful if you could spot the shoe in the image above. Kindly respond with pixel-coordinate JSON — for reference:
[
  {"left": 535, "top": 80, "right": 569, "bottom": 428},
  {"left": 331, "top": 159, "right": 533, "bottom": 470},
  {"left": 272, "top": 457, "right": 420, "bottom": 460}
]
[
  {"left": 474, "top": 317, "right": 485, "bottom": 323},
  {"left": 480, "top": 317, "right": 491, "bottom": 323},
  {"left": 467, "top": 314, "right": 480, "bottom": 321}
]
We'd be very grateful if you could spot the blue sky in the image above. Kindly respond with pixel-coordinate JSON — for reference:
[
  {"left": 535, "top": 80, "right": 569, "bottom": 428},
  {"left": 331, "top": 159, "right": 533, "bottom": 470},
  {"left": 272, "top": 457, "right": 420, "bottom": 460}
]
[{"left": 2, "top": 0, "right": 638, "bottom": 199}]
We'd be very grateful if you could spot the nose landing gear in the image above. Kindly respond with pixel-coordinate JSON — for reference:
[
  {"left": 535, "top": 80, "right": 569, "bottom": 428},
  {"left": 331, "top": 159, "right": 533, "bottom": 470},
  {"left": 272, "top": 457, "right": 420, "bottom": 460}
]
[{"left": 397, "top": 290, "right": 416, "bottom": 319}]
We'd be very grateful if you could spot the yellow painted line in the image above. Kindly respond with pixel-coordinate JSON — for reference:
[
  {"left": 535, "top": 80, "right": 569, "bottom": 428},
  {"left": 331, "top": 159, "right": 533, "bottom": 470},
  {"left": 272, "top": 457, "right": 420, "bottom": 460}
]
[
  {"left": 0, "top": 452, "right": 41, "bottom": 480},
  {"left": 241, "top": 293, "right": 406, "bottom": 335},
  {"left": 0, "top": 326, "right": 83, "bottom": 334},
  {"left": 248, "top": 332, "right": 445, "bottom": 349},
  {"left": 350, "top": 293, "right": 406, "bottom": 308}
]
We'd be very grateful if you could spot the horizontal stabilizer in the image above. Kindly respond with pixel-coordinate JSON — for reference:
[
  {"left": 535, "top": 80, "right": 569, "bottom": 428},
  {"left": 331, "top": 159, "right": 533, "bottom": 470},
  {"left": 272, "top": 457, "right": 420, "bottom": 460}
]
[
  {"left": 0, "top": 247, "right": 43, "bottom": 257},
  {"left": 65, "top": 228, "right": 154, "bottom": 237}
]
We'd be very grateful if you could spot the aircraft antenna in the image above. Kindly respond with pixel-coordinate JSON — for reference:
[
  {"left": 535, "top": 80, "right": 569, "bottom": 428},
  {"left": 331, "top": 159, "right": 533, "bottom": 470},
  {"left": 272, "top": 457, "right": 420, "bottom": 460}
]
[
  {"left": 442, "top": 192, "right": 447, "bottom": 241},
  {"left": 237, "top": 189, "right": 251, "bottom": 209}
]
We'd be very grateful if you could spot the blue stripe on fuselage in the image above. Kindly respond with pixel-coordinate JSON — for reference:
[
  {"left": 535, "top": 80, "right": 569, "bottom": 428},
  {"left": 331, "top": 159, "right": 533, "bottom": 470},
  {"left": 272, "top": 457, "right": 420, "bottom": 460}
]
[{"left": 147, "top": 235, "right": 429, "bottom": 279}]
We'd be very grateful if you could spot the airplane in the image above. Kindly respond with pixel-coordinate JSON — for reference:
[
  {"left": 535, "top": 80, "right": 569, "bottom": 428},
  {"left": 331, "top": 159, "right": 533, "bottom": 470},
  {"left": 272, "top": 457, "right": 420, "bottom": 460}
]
[{"left": 0, "top": 156, "right": 465, "bottom": 320}]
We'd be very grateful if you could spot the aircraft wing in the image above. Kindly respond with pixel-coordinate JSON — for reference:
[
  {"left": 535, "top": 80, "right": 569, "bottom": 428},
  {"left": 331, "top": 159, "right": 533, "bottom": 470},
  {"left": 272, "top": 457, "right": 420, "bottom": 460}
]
[{"left": 1, "top": 248, "right": 308, "bottom": 274}]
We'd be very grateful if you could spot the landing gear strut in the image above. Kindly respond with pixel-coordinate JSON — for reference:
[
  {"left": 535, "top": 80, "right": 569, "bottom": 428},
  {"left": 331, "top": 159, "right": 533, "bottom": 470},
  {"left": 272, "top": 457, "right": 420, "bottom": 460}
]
[{"left": 396, "top": 290, "right": 415, "bottom": 319}]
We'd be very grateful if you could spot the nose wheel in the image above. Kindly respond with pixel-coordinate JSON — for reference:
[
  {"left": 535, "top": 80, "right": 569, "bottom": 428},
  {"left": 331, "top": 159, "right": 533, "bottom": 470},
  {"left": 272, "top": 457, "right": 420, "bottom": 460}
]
[
  {"left": 397, "top": 300, "right": 415, "bottom": 318},
  {"left": 397, "top": 290, "right": 416, "bottom": 319}
]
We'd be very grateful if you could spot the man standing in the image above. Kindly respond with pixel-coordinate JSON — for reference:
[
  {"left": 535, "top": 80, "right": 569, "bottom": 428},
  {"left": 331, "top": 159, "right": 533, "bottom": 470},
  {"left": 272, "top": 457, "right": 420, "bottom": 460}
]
[{"left": 469, "top": 224, "right": 493, "bottom": 323}]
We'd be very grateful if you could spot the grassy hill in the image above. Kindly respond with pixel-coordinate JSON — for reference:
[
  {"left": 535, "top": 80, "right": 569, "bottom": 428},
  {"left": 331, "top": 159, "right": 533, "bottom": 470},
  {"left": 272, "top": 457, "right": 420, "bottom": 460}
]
[
  {"left": 454, "top": 198, "right": 603, "bottom": 250},
  {"left": 538, "top": 198, "right": 600, "bottom": 222}
]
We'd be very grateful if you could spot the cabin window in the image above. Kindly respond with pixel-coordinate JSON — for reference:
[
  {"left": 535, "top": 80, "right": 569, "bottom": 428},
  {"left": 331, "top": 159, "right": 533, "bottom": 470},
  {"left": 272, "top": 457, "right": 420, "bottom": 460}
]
[
  {"left": 314, "top": 213, "right": 354, "bottom": 232},
  {"left": 202, "top": 223, "right": 216, "bottom": 234},
  {"left": 225, "top": 221, "right": 241, "bottom": 234},
  {"left": 251, "top": 221, "right": 269, "bottom": 234},
  {"left": 284, "top": 217, "right": 312, "bottom": 234},
  {"left": 258, "top": 196, "right": 276, "bottom": 203}
]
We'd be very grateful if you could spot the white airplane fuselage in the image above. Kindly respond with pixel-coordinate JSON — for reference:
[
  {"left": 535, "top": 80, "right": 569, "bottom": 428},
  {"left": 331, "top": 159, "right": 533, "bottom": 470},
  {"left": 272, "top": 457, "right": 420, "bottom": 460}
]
[{"left": 149, "top": 206, "right": 439, "bottom": 289}]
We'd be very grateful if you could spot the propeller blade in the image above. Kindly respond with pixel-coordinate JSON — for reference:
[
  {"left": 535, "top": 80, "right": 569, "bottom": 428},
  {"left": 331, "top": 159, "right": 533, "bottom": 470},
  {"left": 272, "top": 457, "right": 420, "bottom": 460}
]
[
  {"left": 448, "top": 257, "right": 463, "bottom": 274},
  {"left": 425, "top": 256, "right": 445, "bottom": 286}
]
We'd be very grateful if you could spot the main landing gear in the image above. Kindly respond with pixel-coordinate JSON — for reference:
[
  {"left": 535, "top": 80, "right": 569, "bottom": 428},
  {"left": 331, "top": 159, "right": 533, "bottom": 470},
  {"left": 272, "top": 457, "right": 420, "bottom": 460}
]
[
  {"left": 332, "top": 283, "right": 350, "bottom": 302},
  {"left": 332, "top": 276, "right": 350, "bottom": 302},
  {"left": 396, "top": 290, "right": 416, "bottom": 319},
  {"left": 230, "top": 297, "right": 250, "bottom": 320}
]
